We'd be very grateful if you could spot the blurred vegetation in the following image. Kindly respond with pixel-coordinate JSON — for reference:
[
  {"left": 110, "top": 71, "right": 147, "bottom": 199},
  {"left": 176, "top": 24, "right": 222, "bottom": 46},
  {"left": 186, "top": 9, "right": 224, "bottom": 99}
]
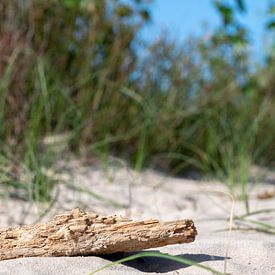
[{"left": 0, "top": 0, "right": 274, "bottom": 203}]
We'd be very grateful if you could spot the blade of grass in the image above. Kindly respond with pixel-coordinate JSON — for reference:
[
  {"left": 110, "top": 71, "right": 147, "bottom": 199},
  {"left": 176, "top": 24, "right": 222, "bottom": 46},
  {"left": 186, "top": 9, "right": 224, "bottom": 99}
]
[{"left": 88, "top": 251, "right": 224, "bottom": 275}]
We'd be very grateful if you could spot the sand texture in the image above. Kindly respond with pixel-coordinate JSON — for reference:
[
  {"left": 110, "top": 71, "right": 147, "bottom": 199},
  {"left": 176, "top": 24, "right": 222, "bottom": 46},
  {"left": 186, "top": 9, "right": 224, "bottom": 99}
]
[{"left": 0, "top": 159, "right": 274, "bottom": 274}]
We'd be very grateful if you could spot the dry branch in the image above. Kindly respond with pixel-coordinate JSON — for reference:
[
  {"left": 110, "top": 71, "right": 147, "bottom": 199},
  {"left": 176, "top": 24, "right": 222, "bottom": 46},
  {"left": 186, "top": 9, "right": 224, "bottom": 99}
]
[{"left": 0, "top": 208, "right": 197, "bottom": 261}]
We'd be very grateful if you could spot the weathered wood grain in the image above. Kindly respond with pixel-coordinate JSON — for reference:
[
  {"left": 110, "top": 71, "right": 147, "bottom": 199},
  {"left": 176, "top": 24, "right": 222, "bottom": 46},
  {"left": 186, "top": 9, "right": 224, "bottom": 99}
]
[{"left": 0, "top": 208, "right": 197, "bottom": 260}]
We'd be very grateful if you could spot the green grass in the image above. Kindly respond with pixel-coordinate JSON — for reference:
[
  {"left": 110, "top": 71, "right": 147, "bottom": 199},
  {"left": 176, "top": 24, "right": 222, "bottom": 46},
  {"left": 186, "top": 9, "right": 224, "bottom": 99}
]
[
  {"left": 0, "top": 5, "right": 274, "bottom": 275},
  {"left": 88, "top": 251, "right": 224, "bottom": 275},
  {"left": 0, "top": 0, "right": 275, "bottom": 207}
]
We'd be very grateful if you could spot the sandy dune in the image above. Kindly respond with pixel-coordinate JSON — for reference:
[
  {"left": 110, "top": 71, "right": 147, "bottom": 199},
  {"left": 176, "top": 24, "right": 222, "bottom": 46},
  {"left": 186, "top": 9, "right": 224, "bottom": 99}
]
[{"left": 0, "top": 159, "right": 274, "bottom": 274}]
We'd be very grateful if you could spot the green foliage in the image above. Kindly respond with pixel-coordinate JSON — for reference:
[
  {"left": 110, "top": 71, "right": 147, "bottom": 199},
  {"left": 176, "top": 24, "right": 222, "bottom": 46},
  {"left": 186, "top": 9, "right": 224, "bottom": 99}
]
[
  {"left": 235, "top": 0, "right": 246, "bottom": 12},
  {"left": 267, "top": 20, "right": 275, "bottom": 29},
  {"left": 215, "top": 1, "right": 234, "bottom": 26},
  {"left": 0, "top": 0, "right": 275, "bottom": 205},
  {"left": 266, "top": 2, "right": 275, "bottom": 29},
  {"left": 213, "top": 0, "right": 248, "bottom": 47}
]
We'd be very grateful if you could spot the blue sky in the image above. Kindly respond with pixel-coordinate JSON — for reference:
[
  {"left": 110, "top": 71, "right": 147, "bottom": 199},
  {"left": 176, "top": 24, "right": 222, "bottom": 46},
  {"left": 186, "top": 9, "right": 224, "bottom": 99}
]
[{"left": 143, "top": 0, "right": 270, "bottom": 58}]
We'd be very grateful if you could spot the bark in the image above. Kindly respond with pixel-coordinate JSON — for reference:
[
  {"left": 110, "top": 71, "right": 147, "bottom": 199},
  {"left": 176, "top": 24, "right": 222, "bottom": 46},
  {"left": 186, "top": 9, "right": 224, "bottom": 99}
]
[{"left": 0, "top": 208, "right": 197, "bottom": 261}]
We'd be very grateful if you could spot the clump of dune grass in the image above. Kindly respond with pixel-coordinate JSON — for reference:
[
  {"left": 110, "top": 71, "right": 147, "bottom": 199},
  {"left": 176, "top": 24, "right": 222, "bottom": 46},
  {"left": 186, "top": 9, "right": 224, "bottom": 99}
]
[
  {"left": 0, "top": 0, "right": 275, "bottom": 205},
  {"left": 0, "top": 149, "right": 55, "bottom": 202}
]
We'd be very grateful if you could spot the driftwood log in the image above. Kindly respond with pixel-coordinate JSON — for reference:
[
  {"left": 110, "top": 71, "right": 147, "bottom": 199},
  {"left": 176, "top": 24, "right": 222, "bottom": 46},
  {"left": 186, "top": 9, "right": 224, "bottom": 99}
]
[{"left": 0, "top": 208, "right": 197, "bottom": 261}]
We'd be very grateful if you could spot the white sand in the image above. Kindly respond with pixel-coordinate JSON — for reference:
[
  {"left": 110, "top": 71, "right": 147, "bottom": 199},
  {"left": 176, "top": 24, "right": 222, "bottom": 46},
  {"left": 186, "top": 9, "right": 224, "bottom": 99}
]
[{"left": 0, "top": 158, "right": 274, "bottom": 274}]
